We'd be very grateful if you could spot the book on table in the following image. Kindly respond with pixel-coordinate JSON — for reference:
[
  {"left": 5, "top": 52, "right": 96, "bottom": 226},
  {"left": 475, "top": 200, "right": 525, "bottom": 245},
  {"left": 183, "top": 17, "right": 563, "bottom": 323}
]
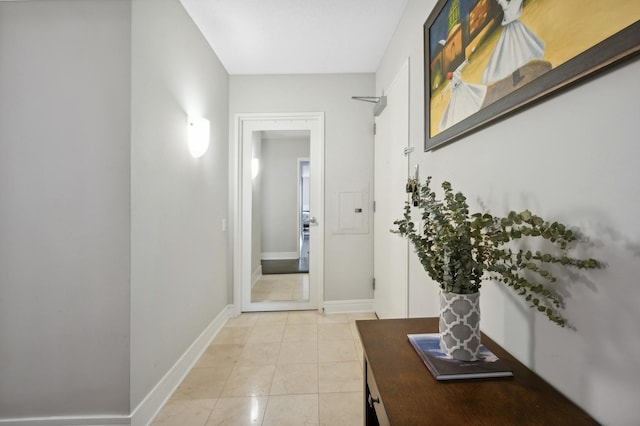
[{"left": 408, "top": 333, "right": 513, "bottom": 381}]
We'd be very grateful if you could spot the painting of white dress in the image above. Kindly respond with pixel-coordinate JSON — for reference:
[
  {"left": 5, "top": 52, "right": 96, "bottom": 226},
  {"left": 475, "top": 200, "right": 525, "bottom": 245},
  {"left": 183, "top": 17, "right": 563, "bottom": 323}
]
[
  {"left": 425, "top": 0, "right": 640, "bottom": 149},
  {"left": 480, "top": 0, "right": 544, "bottom": 85},
  {"left": 439, "top": 60, "right": 486, "bottom": 131}
]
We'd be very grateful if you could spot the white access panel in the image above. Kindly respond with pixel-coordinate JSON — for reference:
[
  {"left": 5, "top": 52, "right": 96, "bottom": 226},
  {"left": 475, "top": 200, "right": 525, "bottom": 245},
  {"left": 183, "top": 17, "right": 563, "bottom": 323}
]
[{"left": 336, "top": 190, "right": 369, "bottom": 234}]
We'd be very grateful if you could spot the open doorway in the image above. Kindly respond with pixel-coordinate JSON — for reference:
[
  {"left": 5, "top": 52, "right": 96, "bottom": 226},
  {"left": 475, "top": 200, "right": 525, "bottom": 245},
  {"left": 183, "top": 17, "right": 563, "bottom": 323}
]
[
  {"left": 232, "top": 112, "right": 325, "bottom": 314},
  {"left": 252, "top": 132, "right": 310, "bottom": 302}
]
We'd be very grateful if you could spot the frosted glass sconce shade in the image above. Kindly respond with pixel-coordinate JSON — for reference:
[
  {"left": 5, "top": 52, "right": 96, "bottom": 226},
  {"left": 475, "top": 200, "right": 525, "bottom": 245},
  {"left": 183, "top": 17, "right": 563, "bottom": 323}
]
[
  {"left": 252, "top": 158, "right": 260, "bottom": 179},
  {"left": 188, "top": 116, "right": 210, "bottom": 158}
]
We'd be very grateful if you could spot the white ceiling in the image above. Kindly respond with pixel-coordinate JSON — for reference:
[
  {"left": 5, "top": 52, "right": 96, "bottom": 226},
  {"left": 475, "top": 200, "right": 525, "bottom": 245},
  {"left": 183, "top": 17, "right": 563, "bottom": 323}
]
[{"left": 179, "top": 0, "right": 408, "bottom": 75}]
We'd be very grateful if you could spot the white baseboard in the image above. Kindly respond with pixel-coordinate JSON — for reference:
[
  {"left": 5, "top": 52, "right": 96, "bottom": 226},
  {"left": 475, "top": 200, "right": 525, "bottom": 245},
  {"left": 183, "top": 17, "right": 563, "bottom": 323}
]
[
  {"left": 251, "top": 265, "right": 262, "bottom": 288},
  {"left": 131, "top": 304, "right": 234, "bottom": 426},
  {"left": 261, "top": 252, "right": 298, "bottom": 260},
  {"left": 0, "top": 305, "right": 236, "bottom": 426},
  {"left": 322, "top": 299, "right": 374, "bottom": 315},
  {"left": 0, "top": 416, "right": 130, "bottom": 426}
]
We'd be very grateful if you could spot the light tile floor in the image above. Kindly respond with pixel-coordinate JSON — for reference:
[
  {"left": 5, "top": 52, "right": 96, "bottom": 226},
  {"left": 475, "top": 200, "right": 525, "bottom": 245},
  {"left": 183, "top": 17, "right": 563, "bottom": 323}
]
[
  {"left": 251, "top": 273, "right": 309, "bottom": 302},
  {"left": 152, "top": 310, "right": 377, "bottom": 426}
]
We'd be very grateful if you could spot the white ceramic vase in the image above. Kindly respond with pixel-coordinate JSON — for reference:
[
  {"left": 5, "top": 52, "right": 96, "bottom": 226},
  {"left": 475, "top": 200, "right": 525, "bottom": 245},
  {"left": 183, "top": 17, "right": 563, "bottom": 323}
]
[{"left": 439, "top": 291, "right": 481, "bottom": 361}]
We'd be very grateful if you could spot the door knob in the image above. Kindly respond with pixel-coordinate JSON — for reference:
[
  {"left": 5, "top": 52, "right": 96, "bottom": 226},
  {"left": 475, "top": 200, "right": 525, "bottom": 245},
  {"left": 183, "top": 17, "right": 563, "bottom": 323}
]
[
  {"left": 368, "top": 394, "right": 380, "bottom": 407},
  {"left": 309, "top": 216, "right": 318, "bottom": 225}
]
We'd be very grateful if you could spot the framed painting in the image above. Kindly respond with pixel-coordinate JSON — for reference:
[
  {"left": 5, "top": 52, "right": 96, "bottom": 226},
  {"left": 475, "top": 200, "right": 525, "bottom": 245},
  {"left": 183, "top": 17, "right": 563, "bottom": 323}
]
[{"left": 424, "top": 0, "right": 640, "bottom": 151}]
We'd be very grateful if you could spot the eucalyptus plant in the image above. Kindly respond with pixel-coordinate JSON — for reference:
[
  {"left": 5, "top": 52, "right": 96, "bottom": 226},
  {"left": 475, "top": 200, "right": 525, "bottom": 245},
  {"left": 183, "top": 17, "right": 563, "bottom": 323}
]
[{"left": 394, "top": 177, "right": 601, "bottom": 327}]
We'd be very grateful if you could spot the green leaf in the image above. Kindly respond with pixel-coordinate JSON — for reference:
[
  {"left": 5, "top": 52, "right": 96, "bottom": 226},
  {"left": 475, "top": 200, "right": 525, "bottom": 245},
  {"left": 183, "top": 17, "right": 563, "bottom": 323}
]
[
  {"left": 519, "top": 210, "right": 531, "bottom": 221},
  {"left": 392, "top": 176, "right": 602, "bottom": 331}
]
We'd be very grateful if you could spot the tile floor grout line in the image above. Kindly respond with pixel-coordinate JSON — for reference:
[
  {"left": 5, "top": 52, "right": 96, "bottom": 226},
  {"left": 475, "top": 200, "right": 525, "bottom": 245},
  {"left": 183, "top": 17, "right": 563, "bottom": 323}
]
[{"left": 152, "top": 310, "right": 377, "bottom": 425}]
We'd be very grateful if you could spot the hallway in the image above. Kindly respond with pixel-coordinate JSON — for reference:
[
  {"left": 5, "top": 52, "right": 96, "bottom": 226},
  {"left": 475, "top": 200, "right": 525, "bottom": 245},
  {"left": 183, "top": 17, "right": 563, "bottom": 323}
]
[
  {"left": 260, "top": 235, "right": 310, "bottom": 275},
  {"left": 152, "top": 310, "right": 377, "bottom": 425},
  {"left": 251, "top": 274, "right": 309, "bottom": 302}
]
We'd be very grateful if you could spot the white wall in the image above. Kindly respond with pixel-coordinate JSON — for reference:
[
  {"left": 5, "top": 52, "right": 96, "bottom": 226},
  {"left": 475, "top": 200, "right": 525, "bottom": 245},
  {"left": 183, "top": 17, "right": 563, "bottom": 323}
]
[
  {"left": 130, "top": 0, "right": 230, "bottom": 410},
  {"left": 377, "top": 1, "right": 640, "bottom": 423},
  {"left": 261, "top": 137, "right": 310, "bottom": 256},
  {"left": 230, "top": 74, "right": 375, "bottom": 301},
  {"left": 0, "top": 0, "right": 132, "bottom": 418},
  {"left": 301, "top": 162, "right": 310, "bottom": 211},
  {"left": 0, "top": 0, "right": 231, "bottom": 421}
]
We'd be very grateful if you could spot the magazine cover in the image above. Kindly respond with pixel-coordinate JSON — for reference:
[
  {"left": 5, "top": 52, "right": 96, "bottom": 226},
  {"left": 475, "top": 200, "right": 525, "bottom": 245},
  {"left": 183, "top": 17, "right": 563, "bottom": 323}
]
[{"left": 408, "top": 333, "right": 513, "bottom": 381}]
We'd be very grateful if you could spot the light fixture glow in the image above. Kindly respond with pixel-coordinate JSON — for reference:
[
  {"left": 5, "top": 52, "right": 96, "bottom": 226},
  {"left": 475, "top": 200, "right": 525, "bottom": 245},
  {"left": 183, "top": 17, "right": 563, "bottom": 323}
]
[
  {"left": 187, "top": 116, "right": 210, "bottom": 158},
  {"left": 250, "top": 397, "right": 259, "bottom": 422},
  {"left": 251, "top": 158, "right": 260, "bottom": 179}
]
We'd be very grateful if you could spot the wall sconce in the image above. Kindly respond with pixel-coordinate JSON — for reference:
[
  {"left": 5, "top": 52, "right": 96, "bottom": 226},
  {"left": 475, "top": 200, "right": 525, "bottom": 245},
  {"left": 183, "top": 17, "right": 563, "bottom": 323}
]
[{"left": 187, "top": 116, "right": 210, "bottom": 158}]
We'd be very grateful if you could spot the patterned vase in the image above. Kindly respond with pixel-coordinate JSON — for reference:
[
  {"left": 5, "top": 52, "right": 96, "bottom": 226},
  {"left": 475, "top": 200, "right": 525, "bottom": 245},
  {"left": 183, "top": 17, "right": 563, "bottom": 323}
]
[{"left": 439, "top": 291, "right": 481, "bottom": 361}]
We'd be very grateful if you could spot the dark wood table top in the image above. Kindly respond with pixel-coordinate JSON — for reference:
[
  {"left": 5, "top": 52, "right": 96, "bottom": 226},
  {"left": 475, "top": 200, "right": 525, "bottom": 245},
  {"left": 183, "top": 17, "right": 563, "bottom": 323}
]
[{"left": 356, "top": 317, "right": 598, "bottom": 425}]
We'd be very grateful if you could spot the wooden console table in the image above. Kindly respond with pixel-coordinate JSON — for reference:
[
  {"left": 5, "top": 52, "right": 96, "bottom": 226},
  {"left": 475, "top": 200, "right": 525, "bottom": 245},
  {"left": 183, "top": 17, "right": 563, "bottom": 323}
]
[{"left": 356, "top": 317, "right": 597, "bottom": 425}]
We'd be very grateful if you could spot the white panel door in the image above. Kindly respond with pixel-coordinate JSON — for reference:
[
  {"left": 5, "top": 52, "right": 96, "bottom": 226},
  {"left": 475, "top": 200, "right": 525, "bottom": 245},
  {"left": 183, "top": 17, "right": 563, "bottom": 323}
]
[{"left": 373, "top": 61, "right": 409, "bottom": 319}]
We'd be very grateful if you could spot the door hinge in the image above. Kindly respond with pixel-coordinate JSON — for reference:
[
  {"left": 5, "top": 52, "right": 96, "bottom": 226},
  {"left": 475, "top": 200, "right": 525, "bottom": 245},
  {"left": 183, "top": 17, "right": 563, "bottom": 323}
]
[
  {"left": 373, "top": 122, "right": 377, "bottom": 135},
  {"left": 372, "top": 277, "right": 376, "bottom": 290},
  {"left": 372, "top": 200, "right": 376, "bottom": 213}
]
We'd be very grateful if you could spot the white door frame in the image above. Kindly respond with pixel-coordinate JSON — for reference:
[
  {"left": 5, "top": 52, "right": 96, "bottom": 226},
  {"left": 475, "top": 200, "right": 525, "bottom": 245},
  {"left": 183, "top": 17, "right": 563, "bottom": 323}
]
[{"left": 232, "top": 112, "right": 325, "bottom": 315}]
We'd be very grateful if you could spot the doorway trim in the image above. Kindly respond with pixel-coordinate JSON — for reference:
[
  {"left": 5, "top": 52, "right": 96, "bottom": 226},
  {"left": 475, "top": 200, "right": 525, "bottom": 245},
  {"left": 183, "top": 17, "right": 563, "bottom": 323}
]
[{"left": 232, "top": 112, "right": 325, "bottom": 315}]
